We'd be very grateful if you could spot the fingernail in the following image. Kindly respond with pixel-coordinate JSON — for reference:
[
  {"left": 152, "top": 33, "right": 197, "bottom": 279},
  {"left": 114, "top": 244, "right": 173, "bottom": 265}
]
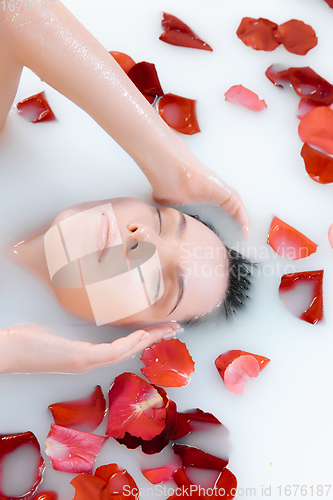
[
  {"left": 170, "top": 323, "right": 184, "bottom": 332},
  {"left": 139, "top": 331, "right": 149, "bottom": 341},
  {"left": 163, "top": 331, "right": 177, "bottom": 340},
  {"left": 174, "top": 327, "right": 184, "bottom": 334}
]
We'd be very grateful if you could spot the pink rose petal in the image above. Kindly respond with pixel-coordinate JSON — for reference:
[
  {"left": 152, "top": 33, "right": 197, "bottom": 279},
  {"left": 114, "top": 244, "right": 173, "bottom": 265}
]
[
  {"left": 224, "top": 355, "right": 260, "bottom": 395},
  {"left": 224, "top": 85, "right": 267, "bottom": 111},
  {"left": 328, "top": 224, "right": 333, "bottom": 249}
]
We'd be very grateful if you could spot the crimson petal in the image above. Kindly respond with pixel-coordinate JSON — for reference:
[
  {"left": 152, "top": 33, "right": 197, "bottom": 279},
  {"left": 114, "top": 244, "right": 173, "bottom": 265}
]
[
  {"left": 16, "top": 92, "right": 56, "bottom": 122},
  {"left": 211, "top": 469, "right": 238, "bottom": 499},
  {"left": 236, "top": 17, "right": 280, "bottom": 51},
  {"left": 172, "top": 409, "right": 221, "bottom": 440},
  {"left": 267, "top": 216, "right": 318, "bottom": 259},
  {"left": 324, "top": 0, "right": 333, "bottom": 7},
  {"left": 49, "top": 385, "right": 106, "bottom": 432},
  {"left": 71, "top": 463, "right": 138, "bottom": 500},
  {"left": 109, "top": 51, "right": 136, "bottom": 74},
  {"left": 116, "top": 386, "right": 177, "bottom": 454},
  {"left": 160, "top": 13, "right": 212, "bottom": 51},
  {"left": 158, "top": 93, "right": 200, "bottom": 135},
  {"left": 141, "top": 338, "right": 195, "bottom": 387},
  {"left": 142, "top": 467, "right": 173, "bottom": 484},
  {"left": 45, "top": 424, "right": 106, "bottom": 474},
  {"left": 127, "top": 62, "right": 164, "bottom": 103},
  {"left": 266, "top": 66, "right": 333, "bottom": 105},
  {"left": 301, "top": 143, "right": 333, "bottom": 184},
  {"left": 0, "top": 431, "right": 45, "bottom": 500},
  {"left": 173, "top": 444, "right": 228, "bottom": 471},
  {"left": 106, "top": 373, "right": 167, "bottom": 441},
  {"left": 279, "top": 270, "right": 324, "bottom": 325},
  {"left": 275, "top": 20, "right": 317, "bottom": 55}
]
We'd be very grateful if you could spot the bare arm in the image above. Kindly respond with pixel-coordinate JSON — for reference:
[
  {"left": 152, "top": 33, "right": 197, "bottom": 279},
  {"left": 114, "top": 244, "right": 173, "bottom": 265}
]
[
  {"left": 0, "top": 323, "right": 181, "bottom": 374},
  {"left": 0, "top": 0, "right": 249, "bottom": 234}
]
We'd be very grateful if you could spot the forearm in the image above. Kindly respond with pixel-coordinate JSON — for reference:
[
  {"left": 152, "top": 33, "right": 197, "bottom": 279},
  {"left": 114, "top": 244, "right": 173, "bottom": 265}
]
[
  {"left": 0, "top": 326, "right": 85, "bottom": 374},
  {"left": 1, "top": 0, "right": 191, "bottom": 184},
  {"left": 0, "top": 323, "right": 180, "bottom": 375}
]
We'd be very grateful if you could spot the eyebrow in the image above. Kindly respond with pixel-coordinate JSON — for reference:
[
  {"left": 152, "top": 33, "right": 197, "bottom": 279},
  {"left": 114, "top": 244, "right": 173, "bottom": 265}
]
[{"left": 165, "top": 211, "right": 187, "bottom": 315}]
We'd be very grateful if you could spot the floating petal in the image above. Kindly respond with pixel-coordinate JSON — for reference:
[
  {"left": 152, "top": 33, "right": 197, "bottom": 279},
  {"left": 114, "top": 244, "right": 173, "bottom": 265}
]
[
  {"left": 267, "top": 216, "right": 318, "bottom": 259},
  {"left": 224, "top": 85, "right": 267, "bottom": 111},
  {"left": 141, "top": 339, "right": 195, "bottom": 387},
  {"left": 17, "top": 92, "right": 56, "bottom": 122},
  {"left": 160, "top": 13, "right": 212, "bottom": 51}
]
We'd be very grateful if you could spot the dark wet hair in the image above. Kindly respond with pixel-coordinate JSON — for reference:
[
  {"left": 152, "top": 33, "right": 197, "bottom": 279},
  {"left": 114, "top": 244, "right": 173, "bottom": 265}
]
[{"left": 183, "top": 214, "right": 254, "bottom": 326}]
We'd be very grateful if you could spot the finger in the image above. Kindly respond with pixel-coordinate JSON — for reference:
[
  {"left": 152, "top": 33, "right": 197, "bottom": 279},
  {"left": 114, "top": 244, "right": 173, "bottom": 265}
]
[
  {"left": 219, "top": 189, "right": 250, "bottom": 237},
  {"left": 115, "top": 323, "right": 184, "bottom": 363},
  {"left": 86, "top": 323, "right": 182, "bottom": 369}
]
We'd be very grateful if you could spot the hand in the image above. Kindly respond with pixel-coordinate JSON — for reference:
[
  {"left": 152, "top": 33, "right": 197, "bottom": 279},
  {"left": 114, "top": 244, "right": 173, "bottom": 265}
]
[
  {"left": 0, "top": 323, "right": 182, "bottom": 375},
  {"left": 151, "top": 157, "right": 250, "bottom": 237}
]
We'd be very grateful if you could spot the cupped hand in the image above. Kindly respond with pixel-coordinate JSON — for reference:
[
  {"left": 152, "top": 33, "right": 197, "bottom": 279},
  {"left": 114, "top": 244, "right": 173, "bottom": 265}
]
[
  {"left": 151, "top": 158, "right": 250, "bottom": 237},
  {"left": 0, "top": 323, "right": 182, "bottom": 375}
]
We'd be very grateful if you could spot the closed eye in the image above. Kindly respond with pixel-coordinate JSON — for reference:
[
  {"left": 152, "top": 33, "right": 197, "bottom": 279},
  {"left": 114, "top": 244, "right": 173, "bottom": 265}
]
[
  {"left": 130, "top": 241, "right": 139, "bottom": 250},
  {"left": 157, "top": 208, "right": 162, "bottom": 235}
]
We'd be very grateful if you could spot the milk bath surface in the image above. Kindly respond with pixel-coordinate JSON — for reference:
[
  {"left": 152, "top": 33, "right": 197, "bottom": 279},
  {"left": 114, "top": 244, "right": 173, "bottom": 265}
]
[{"left": 0, "top": 0, "right": 333, "bottom": 498}]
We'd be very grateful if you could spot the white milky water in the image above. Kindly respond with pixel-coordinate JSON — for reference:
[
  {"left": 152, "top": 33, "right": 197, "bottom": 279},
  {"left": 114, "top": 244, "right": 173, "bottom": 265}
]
[{"left": 0, "top": 0, "right": 333, "bottom": 498}]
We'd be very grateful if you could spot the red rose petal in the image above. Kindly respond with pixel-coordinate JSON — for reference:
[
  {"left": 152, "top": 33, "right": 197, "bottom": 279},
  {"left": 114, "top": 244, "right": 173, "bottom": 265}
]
[
  {"left": 116, "top": 387, "right": 177, "bottom": 454},
  {"left": 224, "top": 85, "right": 267, "bottom": 111},
  {"left": 71, "top": 463, "right": 138, "bottom": 500},
  {"left": 279, "top": 270, "right": 324, "bottom": 325},
  {"left": 16, "top": 91, "right": 56, "bottom": 123},
  {"left": 142, "top": 467, "right": 173, "bottom": 484},
  {"left": 48, "top": 385, "right": 106, "bottom": 432},
  {"left": 141, "top": 338, "right": 195, "bottom": 387},
  {"left": 106, "top": 373, "right": 167, "bottom": 441},
  {"left": 0, "top": 431, "right": 45, "bottom": 500},
  {"left": 297, "top": 99, "right": 323, "bottom": 119},
  {"left": 299, "top": 106, "right": 333, "bottom": 154},
  {"left": 212, "top": 468, "right": 238, "bottom": 499},
  {"left": 172, "top": 409, "right": 221, "bottom": 440},
  {"left": 31, "top": 493, "right": 58, "bottom": 500},
  {"left": 223, "top": 355, "right": 260, "bottom": 395},
  {"left": 329, "top": 225, "right": 333, "bottom": 249},
  {"left": 215, "top": 350, "right": 270, "bottom": 380},
  {"left": 109, "top": 51, "right": 136, "bottom": 74},
  {"left": 301, "top": 143, "right": 333, "bottom": 184},
  {"left": 215, "top": 351, "right": 269, "bottom": 395},
  {"left": 158, "top": 93, "right": 200, "bottom": 135},
  {"left": 168, "top": 468, "right": 201, "bottom": 499},
  {"left": 267, "top": 216, "right": 318, "bottom": 259},
  {"left": 160, "top": 12, "right": 212, "bottom": 51},
  {"left": 169, "top": 467, "right": 237, "bottom": 499},
  {"left": 275, "top": 20, "right": 317, "bottom": 55},
  {"left": 266, "top": 66, "right": 333, "bottom": 105},
  {"left": 324, "top": 0, "right": 333, "bottom": 7},
  {"left": 45, "top": 424, "right": 106, "bottom": 473},
  {"left": 236, "top": 17, "right": 280, "bottom": 51},
  {"left": 127, "top": 62, "right": 164, "bottom": 103},
  {"left": 173, "top": 444, "right": 228, "bottom": 471}
]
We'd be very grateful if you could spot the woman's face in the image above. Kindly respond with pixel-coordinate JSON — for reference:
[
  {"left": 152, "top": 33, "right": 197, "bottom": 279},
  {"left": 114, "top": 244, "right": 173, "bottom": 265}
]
[{"left": 43, "top": 198, "right": 229, "bottom": 326}]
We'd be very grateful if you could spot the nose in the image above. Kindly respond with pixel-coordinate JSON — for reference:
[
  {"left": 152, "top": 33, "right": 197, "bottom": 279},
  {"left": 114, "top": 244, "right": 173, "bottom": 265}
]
[
  {"left": 127, "top": 223, "right": 177, "bottom": 264},
  {"left": 127, "top": 223, "right": 155, "bottom": 243}
]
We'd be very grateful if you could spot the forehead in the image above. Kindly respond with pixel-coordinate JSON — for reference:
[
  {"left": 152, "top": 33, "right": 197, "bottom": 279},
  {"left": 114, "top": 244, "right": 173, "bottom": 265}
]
[{"left": 171, "top": 214, "right": 229, "bottom": 321}]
